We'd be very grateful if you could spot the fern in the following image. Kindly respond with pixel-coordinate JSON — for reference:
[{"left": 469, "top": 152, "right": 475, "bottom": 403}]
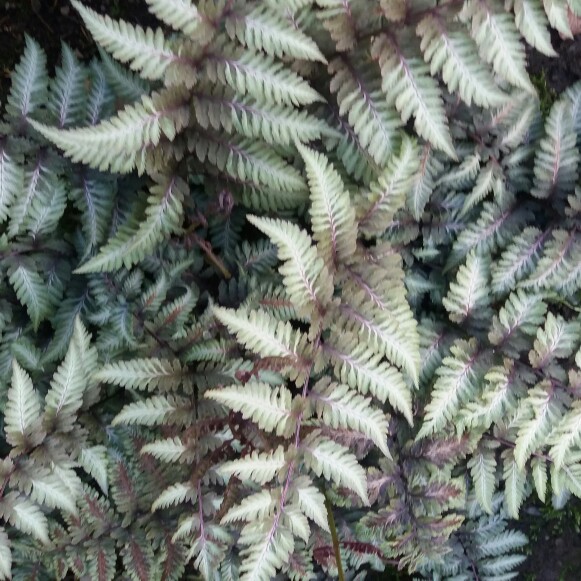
[{"left": 4, "top": 1, "right": 581, "bottom": 578}]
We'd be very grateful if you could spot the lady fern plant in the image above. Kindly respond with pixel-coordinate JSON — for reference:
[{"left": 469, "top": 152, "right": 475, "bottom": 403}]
[{"left": 3, "top": 0, "right": 581, "bottom": 579}]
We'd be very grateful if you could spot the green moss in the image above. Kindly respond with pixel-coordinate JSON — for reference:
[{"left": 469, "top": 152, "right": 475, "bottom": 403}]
[{"left": 530, "top": 70, "right": 558, "bottom": 117}]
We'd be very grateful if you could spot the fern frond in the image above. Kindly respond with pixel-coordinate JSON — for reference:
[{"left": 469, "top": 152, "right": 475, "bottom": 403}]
[
  {"left": 502, "top": 449, "right": 526, "bottom": 518},
  {"left": 71, "top": 0, "right": 175, "bottom": 80},
  {"left": 514, "top": 0, "right": 557, "bottom": 56},
  {"left": 465, "top": 0, "right": 533, "bottom": 92},
  {"left": 291, "top": 476, "right": 329, "bottom": 532},
  {"left": 488, "top": 290, "right": 547, "bottom": 356},
  {"left": 0, "top": 147, "right": 22, "bottom": 225},
  {"left": 491, "top": 227, "right": 549, "bottom": 294},
  {"left": 85, "top": 60, "right": 114, "bottom": 125},
  {"left": 297, "top": 143, "right": 357, "bottom": 270},
  {"left": 529, "top": 312, "right": 581, "bottom": 368},
  {"left": 222, "top": 490, "right": 276, "bottom": 525},
  {"left": 339, "top": 299, "right": 420, "bottom": 389},
  {"left": 95, "top": 358, "right": 187, "bottom": 391},
  {"left": 448, "top": 202, "right": 530, "bottom": 269},
  {"left": 7, "top": 261, "right": 58, "bottom": 330},
  {"left": 218, "top": 446, "right": 286, "bottom": 485},
  {"left": 48, "top": 43, "right": 87, "bottom": 128},
  {"left": 544, "top": 0, "right": 573, "bottom": 38},
  {"left": 152, "top": 482, "right": 196, "bottom": 511},
  {"left": 460, "top": 162, "right": 501, "bottom": 217},
  {"left": 44, "top": 318, "right": 88, "bottom": 431},
  {"left": 112, "top": 395, "right": 188, "bottom": 426},
  {"left": 514, "top": 382, "right": 563, "bottom": 469},
  {"left": 0, "top": 529, "right": 11, "bottom": 581},
  {"left": 226, "top": 5, "right": 326, "bottom": 62},
  {"left": 550, "top": 405, "right": 581, "bottom": 470},
  {"left": 29, "top": 91, "right": 188, "bottom": 173},
  {"left": 69, "top": 172, "right": 115, "bottom": 257},
  {"left": 312, "top": 379, "right": 390, "bottom": 457},
  {"left": 29, "top": 472, "right": 79, "bottom": 515},
  {"left": 407, "top": 145, "right": 443, "bottom": 220},
  {"left": 247, "top": 215, "right": 333, "bottom": 313},
  {"left": 372, "top": 34, "right": 456, "bottom": 159},
  {"left": 468, "top": 444, "right": 497, "bottom": 514},
  {"left": 238, "top": 519, "right": 293, "bottom": 581},
  {"left": 207, "top": 51, "right": 322, "bottom": 107},
  {"left": 5, "top": 361, "right": 44, "bottom": 451},
  {"left": 192, "top": 132, "right": 306, "bottom": 192},
  {"left": 97, "top": 47, "right": 149, "bottom": 102},
  {"left": 75, "top": 174, "right": 186, "bottom": 273},
  {"left": 326, "top": 333, "right": 413, "bottom": 425},
  {"left": 443, "top": 251, "right": 491, "bottom": 325},
  {"left": 79, "top": 446, "right": 109, "bottom": 494},
  {"left": 531, "top": 456, "right": 548, "bottom": 502},
  {"left": 141, "top": 437, "right": 187, "bottom": 464},
  {"left": 418, "top": 339, "right": 481, "bottom": 439},
  {"left": 531, "top": 100, "right": 579, "bottom": 199},
  {"left": 329, "top": 55, "right": 401, "bottom": 165},
  {"left": 0, "top": 493, "right": 49, "bottom": 545},
  {"left": 5, "top": 35, "right": 48, "bottom": 119},
  {"left": 358, "top": 137, "right": 420, "bottom": 237},
  {"left": 418, "top": 16, "right": 506, "bottom": 108},
  {"left": 521, "top": 229, "right": 578, "bottom": 290},
  {"left": 302, "top": 432, "right": 369, "bottom": 504},
  {"left": 206, "top": 383, "right": 294, "bottom": 437},
  {"left": 213, "top": 307, "right": 307, "bottom": 371},
  {"left": 144, "top": 0, "right": 201, "bottom": 36}
]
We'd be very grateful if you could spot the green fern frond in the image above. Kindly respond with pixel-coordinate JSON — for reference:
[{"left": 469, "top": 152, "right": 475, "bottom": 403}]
[
  {"left": 48, "top": 43, "right": 87, "bottom": 128},
  {"left": 247, "top": 215, "right": 334, "bottom": 314},
  {"left": 218, "top": 446, "right": 286, "bottom": 486},
  {"left": 514, "top": 0, "right": 557, "bottom": 56},
  {"left": 29, "top": 91, "right": 188, "bottom": 173},
  {"left": 75, "top": 174, "right": 186, "bottom": 273},
  {"left": 226, "top": 5, "right": 326, "bottom": 63},
  {"left": 491, "top": 227, "right": 549, "bottom": 294},
  {"left": 443, "top": 251, "right": 491, "bottom": 325},
  {"left": 213, "top": 307, "right": 308, "bottom": 372},
  {"left": 144, "top": 0, "right": 201, "bottom": 36},
  {"left": 358, "top": 137, "right": 420, "bottom": 237},
  {"left": 326, "top": 333, "right": 413, "bottom": 424},
  {"left": 95, "top": 358, "right": 187, "bottom": 392},
  {"left": 298, "top": 143, "right": 357, "bottom": 270},
  {"left": 112, "top": 395, "right": 189, "bottom": 426},
  {"left": 418, "top": 16, "right": 506, "bottom": 109},
  {"left": 206, "top": 382, "right": 294, "bottom": 437},
  {"left": 514, "top": 381, "right": 564, "bottom": 469},
  {"left": 5, "top": 35, "right": 48, "bottom": 119},
  {"left": 531, "top": 100, "right": 579, "bottom": 199},
  {"left": 44, "top": 318, "right": 89, "bottom": 432},
  {"left": 302, "top": 431, "right": 369, "bottom": 504},
  {"left": 7, "top": 261, "right": 59, "bottom": 330},
  {"left": 464, "top": 0, "right": 534, "bottom": 92},
  {"left": 329, "top": 55, "right": 401, "bottom": 165},
  {"left": 0, "top": 147, "right": 22, "bottom": 225},
  {"left": 5, "top": 361, "right": 44, "bottom": 452},
  {"left": 418, "top": 338, "right": 482, "bottom": 439},
  {"left": 372, "top": 34, "right": 456, "bottom": 159},
  {"left": 207, "top": 50, "right": 322, "bottom": 107},
  {"left": 311, "top": 378, "right": 390, "bottom": 457},
  {"left": 71, "top": 0, "right": 176, "bottom": 80}
]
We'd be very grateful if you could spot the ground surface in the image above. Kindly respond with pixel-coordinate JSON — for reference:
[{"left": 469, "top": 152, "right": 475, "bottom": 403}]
[{"left": 2, "top": 1, "right": 581, "bottom": 580}]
